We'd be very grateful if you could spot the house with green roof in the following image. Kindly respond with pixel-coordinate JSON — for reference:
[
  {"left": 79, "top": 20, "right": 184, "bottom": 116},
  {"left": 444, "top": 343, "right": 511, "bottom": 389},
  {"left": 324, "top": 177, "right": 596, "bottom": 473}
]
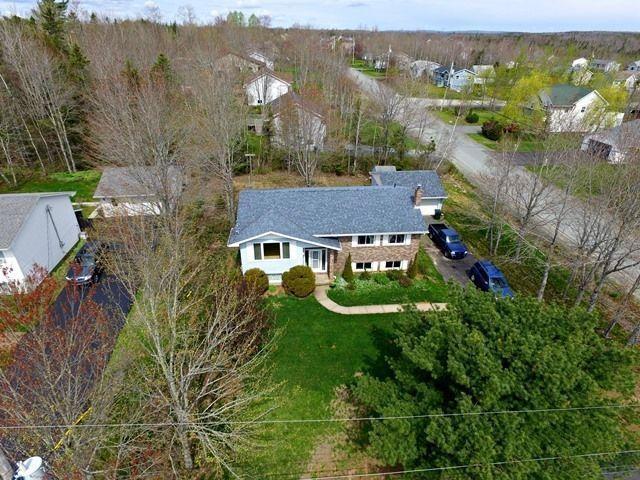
[{"left": 538, "top": 84, "right": 623, "bottom": 133}]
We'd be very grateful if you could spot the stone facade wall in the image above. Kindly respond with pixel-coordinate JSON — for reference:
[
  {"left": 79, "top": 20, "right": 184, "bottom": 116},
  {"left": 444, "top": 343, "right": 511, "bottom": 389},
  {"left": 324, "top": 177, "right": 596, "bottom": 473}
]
[{"left": 329, "top": 234, "right": 421, "bottom": 275}]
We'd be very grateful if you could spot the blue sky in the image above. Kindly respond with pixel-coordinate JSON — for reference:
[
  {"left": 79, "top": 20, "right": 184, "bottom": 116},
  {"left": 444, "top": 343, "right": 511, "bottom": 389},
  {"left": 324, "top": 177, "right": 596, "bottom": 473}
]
[{"left": 2, "top": 0, "right": 639, "bottom": 31}]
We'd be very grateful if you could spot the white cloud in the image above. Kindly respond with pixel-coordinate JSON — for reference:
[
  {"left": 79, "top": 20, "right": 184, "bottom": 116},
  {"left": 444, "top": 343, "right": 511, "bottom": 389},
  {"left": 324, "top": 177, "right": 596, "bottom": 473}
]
[{"left": 144, "top": 0, "right": 157, "bottom": 8}]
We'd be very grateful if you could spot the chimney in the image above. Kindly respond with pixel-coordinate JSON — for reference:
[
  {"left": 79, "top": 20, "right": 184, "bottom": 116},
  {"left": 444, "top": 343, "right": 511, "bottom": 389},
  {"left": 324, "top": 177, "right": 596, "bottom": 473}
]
[{"left": 414, "top": 184, "right": 423, "bottom": 207}]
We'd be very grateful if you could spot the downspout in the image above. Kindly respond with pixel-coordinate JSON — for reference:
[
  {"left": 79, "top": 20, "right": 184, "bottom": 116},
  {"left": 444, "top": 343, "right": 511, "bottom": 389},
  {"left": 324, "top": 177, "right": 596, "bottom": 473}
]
[{"left": 46, "top": 205, "right": 65, "bottom": 249}]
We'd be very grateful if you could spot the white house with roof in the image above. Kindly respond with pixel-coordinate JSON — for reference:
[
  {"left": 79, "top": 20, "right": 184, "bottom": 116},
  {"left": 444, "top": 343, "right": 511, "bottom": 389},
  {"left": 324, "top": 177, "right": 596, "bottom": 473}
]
[
  {"left": 613, "top": 71, "right": 639, "bottom": 93},
  {"left": 628, "top": 60, "right": 640, "bottom": 72},
  {"left": 228, "top": 181, "right": 433, "bottom": 283},
  {"left": 0, "top": 192, "right": 80, "bottom": 287},
  {"left": 581, "top": 119, "right": 640, "bottom": 164},
  {"left": 248, "top": 51, "right": 274, "bottom": 70},
  {"left": 449, "top": 69, "right": 476, "bottom": 92},
  {"left": 589, "top": 59, "right": 620, "bottom": 73},
  {"left": 571, "top": 57, "right": 589, "bottom": 70},
  {"left": 244, "top": 70, "right": 291, "bottom": 106},
  {"left": 93, "top": 166, "right": 183, "bottom": 217},
  {"left": 270, "top": 92, "right": 327, "bottom": 151},
  {"left": 409, "top": 60, "right": 441, "bottom": 79},
  {"left": 538, "top": 85, "right": 623, "bottom": 133},
  {"left": 369, "top": 166, "right": 447, "bottom": 216},
  {"left": 472, "top": 65, "right": 495, "bottom": 84}
]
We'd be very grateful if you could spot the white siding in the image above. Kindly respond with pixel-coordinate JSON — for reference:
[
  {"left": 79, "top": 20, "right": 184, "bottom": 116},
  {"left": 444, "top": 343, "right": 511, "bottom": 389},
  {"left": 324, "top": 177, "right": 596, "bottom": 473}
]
[
  {"left": 2, "top": 195, "right": 80, "bottom": 284},
  {"left": 0, "top": 249, "right": 24, "bottom": 284},
  {"left": 417, "top": 198, "right": 444, "bottom": 216},
  {"left": 245, "top": 75, "right": 290, "bottom": 106},
  {"left": 547, "top": 92, "right": 623, "bottom": 133},
  {"left": 239, "top": 235, "right": 326, "bottom": 284}
]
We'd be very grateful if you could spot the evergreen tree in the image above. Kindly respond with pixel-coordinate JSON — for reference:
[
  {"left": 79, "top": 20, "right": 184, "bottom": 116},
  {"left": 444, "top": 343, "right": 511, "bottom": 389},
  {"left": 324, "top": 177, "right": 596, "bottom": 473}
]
[
  {"left": 33, "top": 0, "right": 68, "bottom": 51},
  {"left": 247, "top": 13, "right": 260, "bottom": 27},
  {"left": 354, "top": 289, "right": 635, "bottom": 479},
  {"left": 66, "top": 43, "right": 90, "bottom": 87},
  {"left": 122, "top": 59, "right": 141, "bottom": 89},
  {"left": 151, "top": 53, "right": 173, "bottom": 84},
  {"left": 342, "top": 254, "right": 354, "bottom": 283},
  {"left": 226, "top": 10, "right": 245, "bottom": 26}
]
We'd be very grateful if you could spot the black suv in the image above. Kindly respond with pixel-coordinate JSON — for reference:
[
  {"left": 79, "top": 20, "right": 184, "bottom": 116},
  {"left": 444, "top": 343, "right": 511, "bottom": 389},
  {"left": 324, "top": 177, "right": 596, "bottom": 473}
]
[{"left": 65, "top": 241, "right": 105, "bottom": 285}]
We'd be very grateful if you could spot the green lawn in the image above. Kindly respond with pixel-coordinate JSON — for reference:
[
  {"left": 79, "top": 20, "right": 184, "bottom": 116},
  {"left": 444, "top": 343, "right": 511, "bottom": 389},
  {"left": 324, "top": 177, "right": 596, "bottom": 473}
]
[
  {"left": 351, "top": 60, "right": 387, "bottom": 79},
  {"left": 435, "top": 108, "right": 501, "bottom": 126},
  {"left": 0, "top": 170, "right": 102, "bottom": 202},
  {"left": 527, "top": 162, "right": 617, "bottom": 199},
  {"left": 239, "top": 296, "right": 398, "bottom": 477},
  {"left": 467, "top": 132, "right": 498, "bottom": 150},
  {"left": 358, "top": 119, "right": 421, "bottom": 151},
  {"left": 328, "top": 263, "right": 448, "bottom": 307},
  {"left": 466, "top": 131, "right": 582, "bottom": 154}
]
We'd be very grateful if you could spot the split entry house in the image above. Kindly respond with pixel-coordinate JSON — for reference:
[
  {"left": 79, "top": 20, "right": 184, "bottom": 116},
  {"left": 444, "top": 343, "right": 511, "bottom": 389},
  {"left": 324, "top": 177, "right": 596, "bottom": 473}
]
[{"left": 228, "top": 185, "right": 431, "bottom": 284}]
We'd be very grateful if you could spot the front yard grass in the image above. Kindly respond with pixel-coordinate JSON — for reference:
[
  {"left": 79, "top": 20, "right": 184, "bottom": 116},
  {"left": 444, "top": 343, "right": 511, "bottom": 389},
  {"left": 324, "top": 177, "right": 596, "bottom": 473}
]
[
  {"left": 0, "top": 169, "right": 102, "bottom": 202},
  {"left": 238, "top": 295, "right": 397, "bottom": 477}
]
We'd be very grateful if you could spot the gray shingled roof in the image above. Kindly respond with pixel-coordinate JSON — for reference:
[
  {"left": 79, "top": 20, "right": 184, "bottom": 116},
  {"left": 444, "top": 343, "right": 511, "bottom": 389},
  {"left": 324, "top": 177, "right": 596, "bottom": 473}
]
[
  {"left": 584, "top": 119, "right": 640, "bottom": 146},
  {"left": 228, "top": 186, "right": 427, "bottom": 248},
  {"left": 0, "top": 192, "right": 75, "bottom": 249},
  {"left": 539, "top": 84, "right": 593, "bottom": 106},
  {"left": 93, "top": 166, "right": 182, "bottom": 199},
  {"left": 370, "top": 166, "right": 447, "bottom": 199}
]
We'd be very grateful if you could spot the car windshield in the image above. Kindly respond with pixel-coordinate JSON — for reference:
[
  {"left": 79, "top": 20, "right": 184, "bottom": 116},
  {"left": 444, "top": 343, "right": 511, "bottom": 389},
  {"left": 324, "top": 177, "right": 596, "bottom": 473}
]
[
  {"left": 490, "top": 277, "right": 508, "bottom": 288},
  {"left": 448, "top": 234, "right": 460, "bottom": 242},
  {"left": 78, "top": 254, "right": 94, "bottom": 266}
]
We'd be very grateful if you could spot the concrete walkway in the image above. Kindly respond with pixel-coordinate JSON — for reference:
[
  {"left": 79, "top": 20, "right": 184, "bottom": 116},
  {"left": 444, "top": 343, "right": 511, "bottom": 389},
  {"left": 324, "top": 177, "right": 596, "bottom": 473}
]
[{"left": 314, "top": 285, "right": 447, "bottom": 315}]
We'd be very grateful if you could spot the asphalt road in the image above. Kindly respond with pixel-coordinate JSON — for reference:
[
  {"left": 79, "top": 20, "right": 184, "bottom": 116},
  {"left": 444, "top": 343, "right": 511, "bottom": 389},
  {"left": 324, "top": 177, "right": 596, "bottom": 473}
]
[{"left": 349, "top": 68, "right": 640, "bottom": 301}]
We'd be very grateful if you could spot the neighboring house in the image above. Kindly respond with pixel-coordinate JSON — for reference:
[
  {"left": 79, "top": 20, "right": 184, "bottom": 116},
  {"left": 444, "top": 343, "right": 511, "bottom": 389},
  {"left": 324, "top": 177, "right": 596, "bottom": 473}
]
[
  {"left": 538, "top": 85, "right": 623, "bottom": 133},
  {"left": 247, "top": 51, "right": 274, "bottom": 70},
  {"left": 0, "top": 192, "right": 80, "bottom": 286},
  {"left": 270, "top": 91, "right": 327, "bottom": 151},
  {"left": 581, "top": 119, "right": 640, "bottom": 164},
  {"left": 571, "top": 68, "right": 593, "bottom": 86},
  {"left": 628, "top": 60, "right": 640, "bottom": 72},
  {"left": 432, "top": 66, "right": 451, "bottom": 87},
  {"left": 449, "top": 68, "right": 476, "bottom": 92},
  {"left": 244, "top": 69, "right": 292, "bottom": 106},
  {"left": 589, "top": 58, "right": 621, "bottom": 73},
  {"left": 409, "top": 60, "right": 441, "bottom": 79},
  {"left": 93, "top": 166, "right": 183, "bottom": 217},
  {"left": 613, "top": 71, "right": 640, "bottom": 93},
  {"left": 213, "top": 52, "right": 266, "bottom": 74},
  {"left": 393, "top": 52, "right": 413, "bottom": 71},
  {"left": 369, "top": 166, "right": 447, "bottom": 216},
  {"left": 228, "top": 186, "right": 428, "bottom": 283},
  {"left": 571, "top": 57, "right": 589, "bottom": 70},
  {"left": 471, "top": 64, "right": 495, "bottom": 84},
  {"left": 373, "top": 55, "right": 388, "bottom": 71}
]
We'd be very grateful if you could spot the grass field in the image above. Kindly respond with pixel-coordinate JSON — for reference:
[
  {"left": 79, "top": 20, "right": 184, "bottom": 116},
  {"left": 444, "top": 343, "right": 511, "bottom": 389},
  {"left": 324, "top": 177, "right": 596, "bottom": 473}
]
[
  {"left": 239, "top": 295, "right": 397, "bottom": 477},
  {"left": 0, "top": 170, "right": 102, "bottom": 202},
  {"left": 351, "top": 59, "right": 387, "bottom": 79},
  {"left": 527, "top": 162, "right": 617, "bottom": 199},
  {"left": 435, "top": 108, "right": 502, "bottom": 126}
]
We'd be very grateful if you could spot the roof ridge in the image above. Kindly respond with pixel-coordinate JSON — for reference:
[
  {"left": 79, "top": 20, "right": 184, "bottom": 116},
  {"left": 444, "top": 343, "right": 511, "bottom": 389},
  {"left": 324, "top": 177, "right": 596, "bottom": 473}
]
[{"left": 241, "top": 185, "right": 411, "bottom": 194}]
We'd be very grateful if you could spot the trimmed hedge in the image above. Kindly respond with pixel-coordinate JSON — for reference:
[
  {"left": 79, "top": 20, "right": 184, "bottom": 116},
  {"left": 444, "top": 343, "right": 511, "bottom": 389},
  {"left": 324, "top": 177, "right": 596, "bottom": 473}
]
[
  {"left": 244, "top": 268, "right": 269, "bottom": 295},
  {"left": 465, "top": 111, "right": 479, "bottom": 124},
  {"left": 481, "top": 120, "right": 503, "bottom": 141},
  {"left": 343, "top": 254, "right": 355, "bottom": 283},
  {"left": 282, "top": 265, "right": 316, "bottom": 297}
]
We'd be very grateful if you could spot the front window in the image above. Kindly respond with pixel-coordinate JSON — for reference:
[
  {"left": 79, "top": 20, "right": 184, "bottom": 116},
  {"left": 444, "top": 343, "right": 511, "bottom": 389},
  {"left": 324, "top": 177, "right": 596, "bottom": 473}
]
[
  {"left": 385, "top": 260, "right": 401, "bottom": 269},
  {"left": 253, "top": 241, "right": 290, "bottom": 260},
  {"left": 355, "top": 262, "right": 372, "bottom": 271},
  {"left": 447, "top": 234, "right": 460, "bottom": 243},
  {"left": 491, "top": 277, "right": 508, "bottom": 288},
  {"left": 357, "top": 235, "right": 375, "bottom": 246},
  {"left": 388, "top": 234, "right": 406, "bottom": 244},
  {"left": 263, "top": 243, "right": 281, "bottom": 260}
]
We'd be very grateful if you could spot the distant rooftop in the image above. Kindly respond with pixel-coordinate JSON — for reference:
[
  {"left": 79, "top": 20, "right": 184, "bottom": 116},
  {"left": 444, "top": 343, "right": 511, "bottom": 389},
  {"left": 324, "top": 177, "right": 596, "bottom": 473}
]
[
  {"left": 93, "top": 166, "right": 182, "bottom": 199},
  {"left": 539, "top": 84, "right": 594, "bottom": 106},
  {"left": 370, "top": 166, "right": 447, "bottom": 199}
]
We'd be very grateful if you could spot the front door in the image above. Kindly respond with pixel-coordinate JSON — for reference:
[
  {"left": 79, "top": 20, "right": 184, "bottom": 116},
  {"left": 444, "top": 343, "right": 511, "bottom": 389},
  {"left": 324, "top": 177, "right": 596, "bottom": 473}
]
[{"left": 306, "top": 249, "right": 326, "bottom": 272}]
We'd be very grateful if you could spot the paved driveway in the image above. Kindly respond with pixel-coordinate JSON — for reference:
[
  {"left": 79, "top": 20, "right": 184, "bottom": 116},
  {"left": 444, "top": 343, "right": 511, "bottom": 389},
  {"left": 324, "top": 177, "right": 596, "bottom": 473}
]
[{"left": 422, "top": 217, "right": 475, "bottom": 286}]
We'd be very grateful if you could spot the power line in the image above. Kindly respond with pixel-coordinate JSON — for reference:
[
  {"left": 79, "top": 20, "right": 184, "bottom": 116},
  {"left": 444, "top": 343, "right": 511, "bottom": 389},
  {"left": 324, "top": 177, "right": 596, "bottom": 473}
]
[
  {"left": 296, "top": 449, "right": 640, "bottom": 480},
  {"left": 0, "top": 403, "right": 638, "bottom": 431}
]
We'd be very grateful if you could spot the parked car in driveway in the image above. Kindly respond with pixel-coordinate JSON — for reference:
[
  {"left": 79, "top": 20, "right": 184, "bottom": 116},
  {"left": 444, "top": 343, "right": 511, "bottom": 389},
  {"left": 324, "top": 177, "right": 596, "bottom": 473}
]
[
  {"left": 65, "top": 241, "right": 105, "bottom": 285},
  {"left": 428, "top": 223, "right": 468, "bottom": 259},
  {"left": 468, "top": 260, "right": 514, "bottom": 298}
]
